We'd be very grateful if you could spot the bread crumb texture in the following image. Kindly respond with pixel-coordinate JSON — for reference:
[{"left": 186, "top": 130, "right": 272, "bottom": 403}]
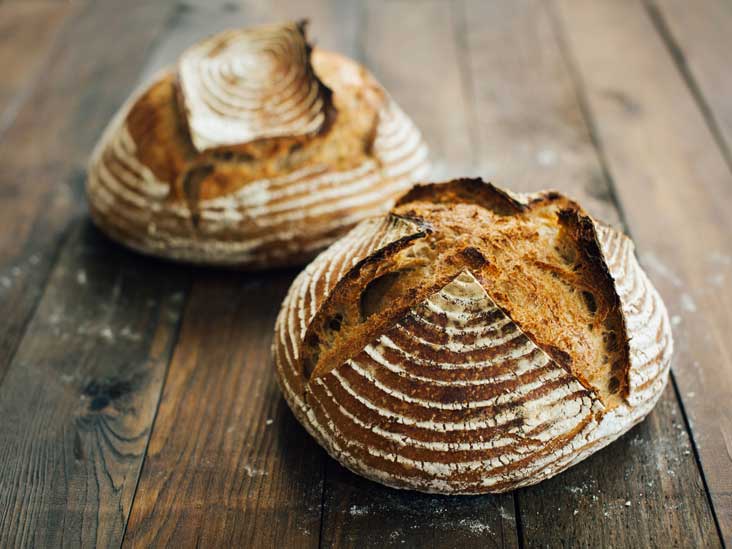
[
  {"left": 87, "top": 21, "right": 429, "bottom": 269},
  {"left": 273, "top": 178, "right": 673, "bottom": 494}
]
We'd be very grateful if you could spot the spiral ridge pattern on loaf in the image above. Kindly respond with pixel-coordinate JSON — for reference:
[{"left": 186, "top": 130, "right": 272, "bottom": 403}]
[
  {"left": 179, "top": 23, "right": 330, "bottom": 152},
  {"left": 273, "top": 182, "right": 673, "bottom": 493}
]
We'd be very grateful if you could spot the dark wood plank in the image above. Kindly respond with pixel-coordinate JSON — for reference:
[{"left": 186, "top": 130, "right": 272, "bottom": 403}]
[
  {"left": 322, "top": 463, "right": 518, "bottom": 548},
  {"left": 0, "top": 1, "right": 182, "bottom": 546},
  {"left": 460, "top": 1, "right": 720, "bottom": 546},
  {"left": 554, "top": 0, "right": 732, "bottom": 543},
  {"left": 0, "top": 0, "right": 74, "bottom": 134},
  {"left": 318, "top": 1, "right": 519, "bottom": 547},
  {"left": 646, "top": 0, "right": 732, "bottom": 170},
  {"left": 123, "top": 2, "right": 345, "bottom": 546},
  {"left": 0, "top": 222, "right": 186, "bottom": 547},
  {"left": 123, "top": 271, "right": 326, "bottom": 548}
]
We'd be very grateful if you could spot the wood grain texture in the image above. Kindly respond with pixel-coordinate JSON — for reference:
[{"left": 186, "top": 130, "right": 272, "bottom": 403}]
[
  {"left": 459, "top": 0, "right": 721, "bottom": 545},
  {"left": 123, "top": 270, "right": 325, "bottom": 548},
  {"left": 0, "top": 0, "right": 73, "bottom": 134},
  {"left": 0, "top": 0, "right": 175, "bottom": 383},
  {"left": 0, "top": 1, "right": 183, "bottom": 547},
  {"left": 554, "top": 0, "right": 732, "bottom": 542},
  {"left": 647, "top": 0, "right": 732, "bottom": 170},
  {"left": 0, "top": 222, "right": 186, "bottom": 547},
  {"left": 458, "top": 0, "right": 619, "bottom": 224}
]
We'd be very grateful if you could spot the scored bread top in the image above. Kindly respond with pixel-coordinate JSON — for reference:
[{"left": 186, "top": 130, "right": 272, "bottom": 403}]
[
  {"left": 273, "top": 178, "right": 673, "bottom": 494},
  {"left": 178, "top": 22, "right": 333, "bottom": 152},
  {"left": 86, "top": 21, "right": 429, "bottom": 268}
]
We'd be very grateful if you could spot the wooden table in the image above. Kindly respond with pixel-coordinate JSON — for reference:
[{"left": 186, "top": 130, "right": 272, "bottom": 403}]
[{"left": 0, "top": 0, "right": 730, "bottom": 547}]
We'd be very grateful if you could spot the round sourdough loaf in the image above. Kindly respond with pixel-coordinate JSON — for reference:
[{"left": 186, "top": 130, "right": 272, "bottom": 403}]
[
  {"left": 273, "top": 178, "right": 673, "bottom": 494},
  {"left": 87, "top": 21, "right": 429, "bottom": 269}
]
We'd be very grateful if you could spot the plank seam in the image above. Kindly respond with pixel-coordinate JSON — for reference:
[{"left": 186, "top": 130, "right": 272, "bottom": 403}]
[
  {"left": 514, "top": 489, "right": 526, "bottom": 549},
  {"left": 317, "top": 458, "right": 328, "bottom": 549},
  {"left": 118, "top": 275, "right": 192, "bottom": 547},
  {"left": 668, "top": 359, "right": 726, "bottom": 546},
  {"left": 644, "top": 0, "right": 732, "bottom": 178},
  {"left": 545, "top": 1, "right": 725, "bottom": 544},
  {"left": 110, "top": 4, "right": 200, "bottom": 543}
]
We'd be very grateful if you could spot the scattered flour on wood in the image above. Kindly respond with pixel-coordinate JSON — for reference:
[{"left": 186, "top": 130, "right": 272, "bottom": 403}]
[
  {"left": 536, "top": 149, "right": 558, "bottom": 166},
  {"left": 679, "top": 293, "right": 697, "bottom": 313},
  {"left": 706, "top": 273, "right": 725, "bottom": 287},
  {"left": 120, "top": 326, "right": 142, "bottom": 341},
  {"left": 498, "top": 505, "right": 516, "bottom": 522},
  {"left": 707, "top": 251, "right": 732, "bottom": 266},
  {"left": 457, "top": 518, "right": 492, "bottom": 535},
  {"left": 349, "top": 504, "right": 368, "bottom": 516}
]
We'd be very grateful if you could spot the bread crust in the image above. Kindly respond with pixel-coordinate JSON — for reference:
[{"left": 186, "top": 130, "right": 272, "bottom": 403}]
[
  {"left": 273, "top": 178, "right": 672, "bottom": 494},
  {"left": 86, "top": 22, "right": 430, "bottom": 269}
]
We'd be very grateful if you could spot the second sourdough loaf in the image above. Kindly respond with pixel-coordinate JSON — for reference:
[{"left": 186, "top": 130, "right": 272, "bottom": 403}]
[
  {"left": 87, "top": 21, "right": 429, "bottom": 269},
  {"left": 273, "top": 178, "right": 672, "bottom": 494}
]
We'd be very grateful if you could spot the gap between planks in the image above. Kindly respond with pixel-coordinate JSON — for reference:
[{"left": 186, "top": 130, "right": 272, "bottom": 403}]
[{"left": 643, "top": 0, "right": 732, "bottom": 181}]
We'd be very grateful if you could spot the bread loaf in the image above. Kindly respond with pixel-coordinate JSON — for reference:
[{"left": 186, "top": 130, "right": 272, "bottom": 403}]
[
  {"left": 87, "top": 21, "right": 429, "bottom": 268},
  {"left": 273, "top": 178, "right": 672, "bottom": 493}
]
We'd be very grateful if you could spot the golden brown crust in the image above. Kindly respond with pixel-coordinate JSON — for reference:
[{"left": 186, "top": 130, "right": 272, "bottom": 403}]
[
  {"left": 86, "top": 23, "right": 430, "bottom": 269},
  {"left": 273, "top": 178, "right": 673, "bottom": 494}
]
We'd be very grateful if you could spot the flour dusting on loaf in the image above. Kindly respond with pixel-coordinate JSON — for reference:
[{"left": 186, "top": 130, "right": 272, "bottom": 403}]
[
  {"left": 273, "top": 178, "right": 672, "bottom": 493},
  {"left": 87, "top": 21, "right": 429, "bottom": 269},
  {"left": 178, "top": 22, "right": 331, "bottom": 151}
]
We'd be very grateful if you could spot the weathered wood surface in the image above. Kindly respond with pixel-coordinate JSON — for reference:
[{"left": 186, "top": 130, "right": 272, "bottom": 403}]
[
  {"left": 0, "top": 0, "right": 729, "bottom": 547},
  {"left": 123, "top": 271, "right": 324, "bottom": 548},
  {"left": 647, "top": 0, "right": 732, "bottom": 170},
  {"left": 0, "top": 1, "right": 182, "bottom": 547}
]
